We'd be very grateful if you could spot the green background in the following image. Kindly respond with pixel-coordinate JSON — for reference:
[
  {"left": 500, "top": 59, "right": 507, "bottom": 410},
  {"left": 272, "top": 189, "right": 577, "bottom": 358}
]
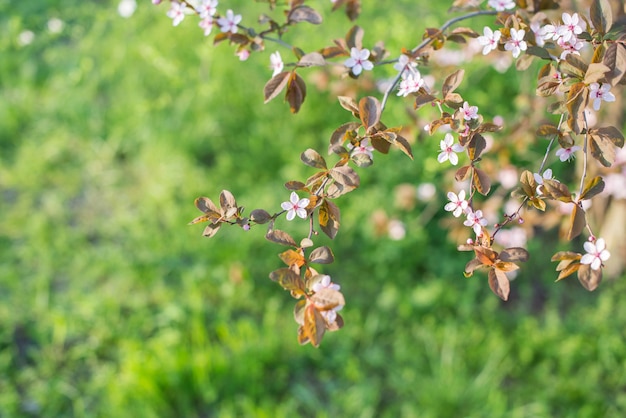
[{"left": 1, "top": 0, "right": 625, "bottom": 416}]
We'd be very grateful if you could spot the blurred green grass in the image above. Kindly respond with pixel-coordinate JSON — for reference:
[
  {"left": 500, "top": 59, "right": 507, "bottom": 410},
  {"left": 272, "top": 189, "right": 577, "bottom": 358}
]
[{"left": 1, "top": 0, "right": 626, "bottom": 417}]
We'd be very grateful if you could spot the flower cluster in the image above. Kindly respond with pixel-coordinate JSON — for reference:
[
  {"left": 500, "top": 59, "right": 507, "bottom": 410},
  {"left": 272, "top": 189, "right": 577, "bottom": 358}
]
[{"left": 538, "top": 13, "right": 586, "bottom": 59}]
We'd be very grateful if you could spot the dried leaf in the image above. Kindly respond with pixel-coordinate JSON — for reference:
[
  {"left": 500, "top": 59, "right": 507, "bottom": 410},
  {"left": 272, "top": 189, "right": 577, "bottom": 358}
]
[
  {"left": 202, "top": 223, "right": 221, "bottom": 238},
  {"left": 488, "top": 268, "right": 510, "bottom": 301},
  {"left": 495, "top": 261, "right": 520, "bottom": 272},
  {"left": 269, "top": 267, "right": 306, "bottom": 293},
  {"left": 499, "top": 247, "right": 530, "bottom": 263},
  {"left": 393, "top": 135, "right": 414, "bottom": 160},
  {"left": 542, "top": 179, "right": 573, "bottom": 202},
  {"left": 288, "top": 5, "right": 322, "bottom": 24},
  {"left": 310, "top": 288, "right": 345, "bottom": 311},
  {"left": 473, "top": 168, "right": 492, "bottom": 196},
  {"left": 442, "top": 69, "right": 465, "bottom": 98},
  {"left": 302, "top": 304, "right": 326, "bottom": 347},
  {"left": 298, "top": 52, "right": 326, "bottom": 67},
  {"left": 279, "top": 249, "right": 306, "bottom": 267},
  {"left": 264, "top": 71, "right": 291, "bottom": 103},
  {"left": 309, "top": 246, "right": 335, "bottom": 264},
  {"left": 474, "top": 246, "right": 498, "bottom": 266},
  {"left": 468, "top": 133, "right": 486, "bottom": 161},
  {"left": 286, "top": 72, "right": 307, "bottom": 113},
  {"left": 551, "top": 251, "right": 581, "bottom": 261},
  {"left": 577, "top": 263, "right": 602, "bottom": 291},
  {"left": 556, "top": 261, "right": 580, "bottom": 281},
  {"left": 580, "top": 176, "right": 605, "bottom": 201},
  {"left": 358, "top": 96, "right": 381, "bottom": 131},
  {"left": 250, "top": 209, "right": 272, "bottom": 224},
  {"left": 319, "top": 200, "right": 340, "bottom": 239},
  {"left": 567, "top": 204, "right": 586, "bottom": 241},
  {"left": 330, "top": 166, "right": 360, "bottom": 188},
  {"left": 301, "top": 148, "right": 327, "bottom": 169},
  {"left": 266, "top": 228, "right": 298, "bottom": 247},
  {"left": 285, "top": 180, "right": 306, "bottom": 191},
  {"left": 590, "top": 0, "right": 613, "bottom": 36}
]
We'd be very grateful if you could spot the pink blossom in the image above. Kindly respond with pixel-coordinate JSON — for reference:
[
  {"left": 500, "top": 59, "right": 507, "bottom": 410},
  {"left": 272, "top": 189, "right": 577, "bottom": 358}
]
[
  {"left": 393, "top": 54, "right": 418, "bottom": 76},
  {"left": 397, "top": 73, "right": 424, "bottom": 97},
  {"left": 476, "top": 27, "right": 501, "bottom": 55},
  {"left": 237, "top": 49, "right": 250, "bottom": 61},
  {"left": 589, "top": 83, "right": 616, "bottom": 111},
  {"left": 444, "top": 190, "right": 469, "bottom": 218},
  {"left": 281, "top": 192, "right": 310, "bottom": 221},
  {"left": 269, "top": 51, "right": 284, "bottom": 76},
  {"left": 464, "top": 209, "right": 488, "bottom": 236},
  {"left": 438, "top": 133, "right": 464, "bottom": 165},
  {"left": 556, "top": 145, "right": 581, "bottom": 162},
  {"left": 349, "top": 138, "right": 374, "bottom": 159},
  {"left": 199, "top": 17, "right": 214, "bottom": 36},
  {"left": 217, "top": 9, "right": 241, "bottom": 34},
  {"left": 460, "top": 101, "right": 479, "bottom": 120},
  {"left": 580, "top": 238, "right": 610, "bottom": 270},
  {"left": 166, "top": 2, "right": 187, "bottom": 26},
  {"left": 504, "top": 28, "right": 527, "bottom": 58},
  {"left": 345, "top": 47, "right": 373, "bottom": 76},
  {"left": 558, "top": 12, "right": 586, "bottom": 43},
  {"left": 197, "top": 0, "right": 218, "bottom": 18},
  {"left": 488, "top": 0, "right": 515, "bottom": 11},
  {"left": 558, "top": 36, "right": 584, "bottom": 60}
]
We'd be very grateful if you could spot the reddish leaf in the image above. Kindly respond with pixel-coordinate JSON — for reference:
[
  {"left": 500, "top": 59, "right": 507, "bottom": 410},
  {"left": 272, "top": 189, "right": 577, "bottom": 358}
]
[
  {"left": 337, "top": 96, "right": 360, "bottom": 116},
  {"left": 294, "top": 299, "right": 307, "bottom": 325},
  {"left": 464, "top": 258, "right": 485, "bottom": 277},
  {"left": 542, "top": 179, "right": 573, "bottom": 202},
  {"left": 286, "top": 72, "right": 307, "bottom": 113}
]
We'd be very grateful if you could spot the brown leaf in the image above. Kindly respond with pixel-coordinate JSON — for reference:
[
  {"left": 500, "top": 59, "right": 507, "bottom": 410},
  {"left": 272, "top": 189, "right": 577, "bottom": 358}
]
[
  {"left": 499, "top": 247, "right": 530, "bottom": 263},
  {"left": 590, "top": 0, "right": 613, "bottom": 36},
  {"left": 288, "top": 5, "right": 322, "bottom": 24},
  {"left": 589, "top": 131, "right": 617, "bottom": 167},
  {"left": 195, "top": 196, "right": 220, "bottom": 214},
  {"left": 309, "top": 246, "right": 335, "bottom": 264},
  {"left": 583, "top": 63, "right": 611, "bottom": 84},
  {"left": 566, "top": 82, "right": 588, "bottom": 134},
  {"left": 337, "top": 96, "right": 360, "bottom": 116},
  {"left": 542, "top": 179, "right": 572, "bottom": 202},
  {"left": 442, "top": 69, "right": 465, "bottom": 98},
  {"left": 285, "top": 180, "right": 306, "bottom": 191},
  {"left": 473, "top": 168, "right": 492, "bottom": 196},
  {"left": 219, "top": 190, "right": 237, "bottom": 214},
  {"left": 202, "top": 223, "right": 221, "bottom": 238},
  {"left": 536, "top": 124, "right": 560, "bottom": 137},
  {"left": 297, "top": 52, "right": 326, "bottom": 67},
  {"left": 269, "top": 267, "right": 306, "bottom": 294},
  {"left": 286, "top": 72, "right": 307, "bottom": 113},
  {"left": 577, "top": 263, "right": 602, "bottom": 291},
  {"left": 558, "top": 54, "right": 588, "bottom": 80},
  {"left": 358, "top": 96, "right": 381, "bottom": 131},
  {"left": 393, "top": 135, "right": 413, "bottom": 160},
  {"left": 414, "top": 92, "right": 437, "bottom": 109},
  {"left": 345, "top": 25, "right": 364, "bottom": 50},
  {"left": 319, "top": 199, "right": 340, "bottom": 239},
  {"left": 301, "top": 148, "right": 327, "bottom": 169},
  {"left": 467, "top": 133, "right": 486, "bottom": 161},
  {"left": 603, "top": 43, "right": 626, "bottom": 86},
  {"left": 464, "top": 258, "right": 485, "bottom": 277},
  {"left": 266, "top": 228, "right": 298, "bottom": 247},
  {"left": 310, "top": 288, "right": 345, "bottom": 311},
  {"left": 488, "top": 269, "right": 510, "bottom": 301},
  {"left": 302, "top": 304, "right": 326, "bottom": 347},
  {"left": 580, "top": 176, "right": 605, "bottom": 201},
  {"left": 279, "top": 249, "right": 306, "bottom": 267},
  {"left": 495, "top": 261, "right": 520, "bottom": 272},
  {"left": 455, "top": 165, "right": 471, "bottom": 182},
  {"left": 250, "top": 209, "right": 272, "bottom": 224},
  {"left": 474, "top": 246, "right": 498, "bottom": 267},
  {"left": 567, "top": 204, "right": 586, "bottom": 241},
  {"left": 551, "top": 251, "right": 582, "bottom": 261},
  {"left": 330, "top": 165, "right": 360, "bottom": 188},
  {"left": 556, "top": 261, "right": 580, "bottom": 281},
  {"left": 264, "top": 72, "right": 290, "bottom": 103},
  {"left": 294, "top": 299, "right": 307, "bottom": 325}
]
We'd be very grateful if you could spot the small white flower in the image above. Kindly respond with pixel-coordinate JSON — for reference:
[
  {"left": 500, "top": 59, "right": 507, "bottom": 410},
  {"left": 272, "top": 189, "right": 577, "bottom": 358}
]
[
  {"left": 281, "top": 192, "right": 310, "bottom": 221},
  {"left": 464, "top": 209, "right": 488, "bottom": 236},
  {"left": 348, "top": 138, "right": 375, "bottom": 159},
  {"left": 488, "top": 0, "right": 516, "bottom": 11},
  {"left": 118, "top": 0, "right": 137, "bottom": 18},
  {"left": 344, "top": 47, "right": 374, "bottom": 76},
  {"left": 312, "top": 275, "right": 340, "bottom": 293},
  {"left": 197, "top": 0, "right": 218, "bottom": 19},
  {"left": 533, "top": 168, "right": 554, "bottom": 185},
  {"left": 580, "top": 238, "right": 610, "bottom": 270},
  {"left": 558, "top": 12, "right": 586, "bottom": 43},
  {"left": 437, "top": 133, "right": 464, "bottom": 166},
  {"left": 269, "top": 51, "right": 284, "bottom": 76},
  {"left": 167, "top": 2, "right": 187, "bottom": 26},
  {"left": 460, "top": 101, "right": 479, "bottom": 120},
  {"left": 217, "top": 9, "right": 242, "bottom": 34},
  {"left": 199, "top": 17, "right": 214, "bottom": 36},
  {"left": 504, "top": 28, "right": 527, "bottom": 58},
  {"left": 589, "top": 83, "right": 616, "bottom": 111},
  {"left": 444, "top": 190, "right": 469, "bottom": 217},
  {"left": 477, "top": 27, "right": 501, "bottom": 55},
  {"left": 397, "top": 72, "right": 424, "bottom": 97}
]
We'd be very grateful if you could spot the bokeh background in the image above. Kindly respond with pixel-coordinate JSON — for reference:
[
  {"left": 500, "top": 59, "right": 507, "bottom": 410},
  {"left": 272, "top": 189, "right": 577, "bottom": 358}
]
[{"left": 2, "top": 0, "right": 626, "bottom": 416}]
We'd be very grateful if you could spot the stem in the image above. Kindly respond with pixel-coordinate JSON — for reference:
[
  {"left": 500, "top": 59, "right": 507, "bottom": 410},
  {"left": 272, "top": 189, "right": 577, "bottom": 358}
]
[
  {"left": 578, "top": 112, "right": 589, "bottom": 199},
  {"left": 381, "top": 10, "right": 498, "bottom": 112},
  {"left": 538, "top": 113, "right": 566, "bottom": 173}
]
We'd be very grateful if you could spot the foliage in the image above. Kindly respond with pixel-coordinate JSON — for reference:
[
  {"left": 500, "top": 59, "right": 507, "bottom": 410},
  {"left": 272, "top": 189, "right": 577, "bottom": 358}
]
[{"left": 1, "top": 0, "right": 626, "bottom": 416}]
